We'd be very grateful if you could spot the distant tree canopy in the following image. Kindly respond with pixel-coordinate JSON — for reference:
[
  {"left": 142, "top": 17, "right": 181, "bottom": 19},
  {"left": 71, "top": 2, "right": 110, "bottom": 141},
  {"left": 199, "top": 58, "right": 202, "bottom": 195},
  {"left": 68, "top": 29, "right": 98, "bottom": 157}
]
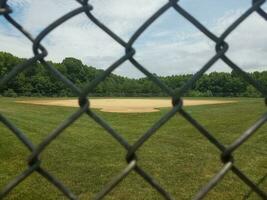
[{"left": 0, "top": 51, "right": 266, "bottom": 97}]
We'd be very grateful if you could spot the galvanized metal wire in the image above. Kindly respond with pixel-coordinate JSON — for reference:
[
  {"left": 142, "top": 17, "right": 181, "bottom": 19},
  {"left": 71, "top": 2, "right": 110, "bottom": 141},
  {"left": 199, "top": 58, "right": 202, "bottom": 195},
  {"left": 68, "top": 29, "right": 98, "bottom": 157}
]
[{"left": 0, "top": 0, "right": 267, "bottom": 199}]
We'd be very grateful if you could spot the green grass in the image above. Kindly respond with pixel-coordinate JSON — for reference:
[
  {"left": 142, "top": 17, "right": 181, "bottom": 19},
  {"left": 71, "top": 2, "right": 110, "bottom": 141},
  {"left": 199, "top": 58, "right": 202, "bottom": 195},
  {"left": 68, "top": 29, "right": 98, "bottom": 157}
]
[{"left": 0, "top": 97, "right": 266, "bottom": 200}]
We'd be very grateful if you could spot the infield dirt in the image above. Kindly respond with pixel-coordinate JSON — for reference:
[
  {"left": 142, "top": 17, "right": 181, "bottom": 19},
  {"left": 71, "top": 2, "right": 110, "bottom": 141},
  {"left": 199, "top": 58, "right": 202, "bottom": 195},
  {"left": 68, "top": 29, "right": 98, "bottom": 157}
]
[{"left": 16, "top": 98, "right": 237, "bottom": 113}]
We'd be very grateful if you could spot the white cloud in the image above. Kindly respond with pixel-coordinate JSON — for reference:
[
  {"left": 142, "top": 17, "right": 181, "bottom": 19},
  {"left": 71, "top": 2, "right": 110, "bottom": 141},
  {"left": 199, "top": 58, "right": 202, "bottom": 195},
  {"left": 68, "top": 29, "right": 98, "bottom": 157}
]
[
  {"left": 0, "top": 30, "right": 32, "bottom": 57},
  {"left": 130, "top": 8, "right": 267, "bottom": 77},
  {"left": 9, "top": 0, "right": 31, "bottom": 7},
  {"left": 0, "top": 0, "right": 167, "bottom": 71},
  {"left": 0, "top": 1, "right": 266, "bottom": 77},
  {"left": 90, "top": 0, "right": 167, "bottom": 38},
  {"left": 215, "top": 11, "right": 267, "bottom": 71}
]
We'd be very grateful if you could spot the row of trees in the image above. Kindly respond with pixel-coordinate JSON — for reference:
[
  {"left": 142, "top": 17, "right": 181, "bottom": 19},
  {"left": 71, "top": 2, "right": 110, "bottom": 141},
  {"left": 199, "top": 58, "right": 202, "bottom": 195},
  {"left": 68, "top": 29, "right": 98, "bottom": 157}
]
[{"left": 0, "top": 52, "right": 265, "bottom": 97}]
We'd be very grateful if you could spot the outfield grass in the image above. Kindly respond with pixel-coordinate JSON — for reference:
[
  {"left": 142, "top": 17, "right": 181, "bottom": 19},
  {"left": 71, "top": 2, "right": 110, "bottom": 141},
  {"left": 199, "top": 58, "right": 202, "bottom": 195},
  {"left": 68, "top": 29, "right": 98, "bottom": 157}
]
[{"left": 0, "top": 97, "right": 266, "bottom": 200}]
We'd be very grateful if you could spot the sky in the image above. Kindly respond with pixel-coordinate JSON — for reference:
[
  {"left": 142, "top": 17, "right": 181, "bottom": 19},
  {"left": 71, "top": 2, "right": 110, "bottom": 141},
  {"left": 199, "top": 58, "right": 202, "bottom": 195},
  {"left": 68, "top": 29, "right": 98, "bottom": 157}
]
[{"left": 0, "top": 0, "right": 266, "bottom": 78}]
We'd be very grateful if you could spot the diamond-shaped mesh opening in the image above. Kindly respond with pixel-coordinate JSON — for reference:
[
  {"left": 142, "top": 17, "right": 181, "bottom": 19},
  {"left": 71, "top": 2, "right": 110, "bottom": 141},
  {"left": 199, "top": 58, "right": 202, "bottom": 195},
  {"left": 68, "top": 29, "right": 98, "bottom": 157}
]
[
  {"left": 38, "top": 114, "right": 127, "bottom": 199},
  {"left": 0, "top": 0, "right": 267, "bottom": 199},
  {"left": 182, "top": 97, "right": 266, "bottom": 143},
  {"left": 222, "top": 13, "right": 267, "bottom": 73},
  {"left": 1, "top": 97, "right": 80, "bottom": 145},
  {"left": 131, "top": 9, "right": 216, "bottom": 80},
  {"left": 95, "top": 171, "right": 162, "bottom": 200},
  {"left": 0, "top": 124, "right": 30, "bottom": 190},
  {"left": 136, "top": 114, "right": 221, "bottom": 199},
  {"left": 201, "top": 172, "right": 249, "bottom": 199},
  {"left": 3, "top": 172, "right": 66, "bottom": 200},
  {"left": 41, "top": 13, "right": 125, "bottom": 77},
  {"left": 88, "top": 0, "right": 168, "bottom": 41}
]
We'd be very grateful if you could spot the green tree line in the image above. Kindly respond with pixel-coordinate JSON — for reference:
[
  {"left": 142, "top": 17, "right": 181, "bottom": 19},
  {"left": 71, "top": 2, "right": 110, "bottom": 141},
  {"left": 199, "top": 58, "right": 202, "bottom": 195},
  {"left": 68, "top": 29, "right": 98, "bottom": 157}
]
[{"left": 0, "top": 51, "right": 265, "bottom": 97}]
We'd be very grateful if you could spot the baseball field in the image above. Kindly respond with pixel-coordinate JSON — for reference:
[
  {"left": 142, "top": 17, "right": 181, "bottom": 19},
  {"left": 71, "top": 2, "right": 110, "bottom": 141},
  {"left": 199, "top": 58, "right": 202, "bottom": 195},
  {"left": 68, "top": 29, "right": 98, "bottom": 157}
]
[
  {"left": 0, "top": 97, "right": 266, "bottom": 199},
  {"left": 16, "top": 98, "right": 237, "bottom": 113}
]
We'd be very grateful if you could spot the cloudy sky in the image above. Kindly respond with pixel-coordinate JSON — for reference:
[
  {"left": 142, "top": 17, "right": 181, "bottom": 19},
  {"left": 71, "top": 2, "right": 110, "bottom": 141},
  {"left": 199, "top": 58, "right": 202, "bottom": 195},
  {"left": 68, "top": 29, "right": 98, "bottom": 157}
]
[{"left": 0, "top": 0, "right": 266, "bottom": 78}]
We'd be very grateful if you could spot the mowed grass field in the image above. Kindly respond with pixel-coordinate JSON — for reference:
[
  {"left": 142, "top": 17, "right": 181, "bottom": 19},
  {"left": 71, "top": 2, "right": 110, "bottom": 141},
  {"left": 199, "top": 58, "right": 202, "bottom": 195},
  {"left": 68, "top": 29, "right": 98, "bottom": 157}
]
[{"left": 0, "top": 97, "right": 266, "bottom": 200}]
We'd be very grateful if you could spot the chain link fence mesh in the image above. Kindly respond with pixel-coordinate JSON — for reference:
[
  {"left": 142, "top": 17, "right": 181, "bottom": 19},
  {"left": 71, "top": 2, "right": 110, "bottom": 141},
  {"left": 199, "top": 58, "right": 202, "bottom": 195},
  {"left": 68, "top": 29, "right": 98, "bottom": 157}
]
[{"left": 0, "top": 0, "right": 267, "bottom": 199}]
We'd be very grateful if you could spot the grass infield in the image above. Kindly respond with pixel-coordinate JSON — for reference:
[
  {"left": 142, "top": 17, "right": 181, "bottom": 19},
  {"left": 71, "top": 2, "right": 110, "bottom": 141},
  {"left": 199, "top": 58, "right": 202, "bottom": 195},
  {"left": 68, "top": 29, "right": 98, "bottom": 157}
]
[{"left": 0, "top": 97, "right": 266, "bottom": 199}]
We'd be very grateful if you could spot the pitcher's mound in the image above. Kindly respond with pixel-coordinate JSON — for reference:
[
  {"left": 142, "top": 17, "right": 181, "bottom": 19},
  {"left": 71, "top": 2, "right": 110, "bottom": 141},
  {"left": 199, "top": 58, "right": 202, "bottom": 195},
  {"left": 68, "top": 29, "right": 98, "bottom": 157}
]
[{"left": 16, "top": 98, "right": 237, "bottom": 113}]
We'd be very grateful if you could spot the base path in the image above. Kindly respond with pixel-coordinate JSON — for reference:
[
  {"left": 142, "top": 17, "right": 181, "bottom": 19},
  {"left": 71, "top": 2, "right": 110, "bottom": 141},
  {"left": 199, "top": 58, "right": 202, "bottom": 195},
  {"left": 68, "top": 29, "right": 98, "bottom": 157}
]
[{"left": 16, "top": 98, "right": 237, "bottom": 113}]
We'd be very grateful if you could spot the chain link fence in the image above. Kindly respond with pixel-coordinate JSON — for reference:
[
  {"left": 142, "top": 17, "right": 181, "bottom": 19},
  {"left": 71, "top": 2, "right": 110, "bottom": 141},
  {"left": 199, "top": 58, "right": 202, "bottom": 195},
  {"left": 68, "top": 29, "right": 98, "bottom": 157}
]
[{"left": 0, "top": 0, "right": 267, "bottom": 199}]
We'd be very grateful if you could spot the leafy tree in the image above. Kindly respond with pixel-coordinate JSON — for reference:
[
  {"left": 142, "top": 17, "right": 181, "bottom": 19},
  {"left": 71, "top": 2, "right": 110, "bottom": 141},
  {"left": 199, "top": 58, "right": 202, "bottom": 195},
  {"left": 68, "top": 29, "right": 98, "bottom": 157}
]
[
  {"left": 0, "top": 51, "right": 266, "bottom": 98},
  {"left": 3, "top": 89, "right": 17, "bottom": 97}
]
